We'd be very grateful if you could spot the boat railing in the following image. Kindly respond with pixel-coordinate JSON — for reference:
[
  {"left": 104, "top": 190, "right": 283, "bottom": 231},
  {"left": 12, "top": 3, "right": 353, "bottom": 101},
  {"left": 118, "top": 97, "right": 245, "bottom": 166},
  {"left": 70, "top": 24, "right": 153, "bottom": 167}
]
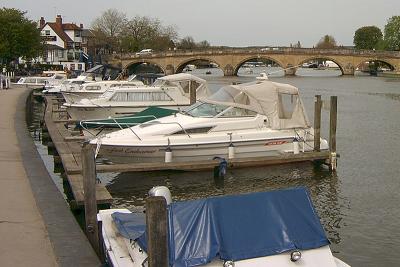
[
  {"left": 79, "top": 114, "right": 159, "bottom": 139},
  {"left": 140, "top": 121, "right": 191, "bottom": 138}
]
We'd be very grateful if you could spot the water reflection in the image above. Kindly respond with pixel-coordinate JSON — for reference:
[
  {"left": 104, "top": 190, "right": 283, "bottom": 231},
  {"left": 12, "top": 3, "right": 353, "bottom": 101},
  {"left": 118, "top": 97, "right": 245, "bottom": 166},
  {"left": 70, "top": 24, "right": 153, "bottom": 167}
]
[{"left": 101, "top": 161, "right": 346, "bottom": 246}]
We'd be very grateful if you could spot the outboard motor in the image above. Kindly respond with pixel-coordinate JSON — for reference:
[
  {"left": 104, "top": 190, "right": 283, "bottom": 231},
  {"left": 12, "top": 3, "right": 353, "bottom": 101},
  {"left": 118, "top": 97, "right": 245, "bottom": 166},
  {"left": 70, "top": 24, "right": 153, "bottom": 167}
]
[{"left": 148, "top": 186, "right": 172, "bottom": 205}]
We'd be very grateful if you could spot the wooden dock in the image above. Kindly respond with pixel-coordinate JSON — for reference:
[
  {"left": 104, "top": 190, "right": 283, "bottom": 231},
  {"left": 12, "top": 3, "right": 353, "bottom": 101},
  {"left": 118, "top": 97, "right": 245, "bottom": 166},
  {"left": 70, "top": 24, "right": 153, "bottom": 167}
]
[
  {"left": 43, "top": 96, "right": 112, "bottom": 208},
  {"left": 43, "top": 94, "right": 335, "bottom": 209}
]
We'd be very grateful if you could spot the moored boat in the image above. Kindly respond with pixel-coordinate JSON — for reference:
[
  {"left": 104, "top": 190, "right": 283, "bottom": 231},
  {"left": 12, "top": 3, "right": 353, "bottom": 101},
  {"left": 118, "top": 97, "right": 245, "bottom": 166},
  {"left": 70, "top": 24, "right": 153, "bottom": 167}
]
[
  {"left": 61, "top": 79, "right": 145, "bottom": 104},
  {"left": 98, "top": 186, "right": 350, "bottom": 267},
  {"left": 64, "top": 73, "right": 211, "bottom": 120},
  {"left": 91, "top": 79, "right": 328, "bottom": 163}
]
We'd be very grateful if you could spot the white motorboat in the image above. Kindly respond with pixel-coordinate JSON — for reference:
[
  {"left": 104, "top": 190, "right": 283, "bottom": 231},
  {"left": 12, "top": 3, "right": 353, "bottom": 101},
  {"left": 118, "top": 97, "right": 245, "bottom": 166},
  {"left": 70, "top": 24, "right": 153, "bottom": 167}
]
[
  {"left": 16, "top": 71, "right": 66, "bottom": 88},
  {"left": 61, "top": 80, "right": 145, "bottom": 104},
  {"left": 98, "top": 186, "right": 350, "bottom": 267},
  {"left": 44, "top": 76, "right": 89, "bottom": 94},
  {"left": 91, "top": 79, "right": 328, "bottom": 163},
  {"left": 64, "top": 73, "right": 211, "bottom": 120}
]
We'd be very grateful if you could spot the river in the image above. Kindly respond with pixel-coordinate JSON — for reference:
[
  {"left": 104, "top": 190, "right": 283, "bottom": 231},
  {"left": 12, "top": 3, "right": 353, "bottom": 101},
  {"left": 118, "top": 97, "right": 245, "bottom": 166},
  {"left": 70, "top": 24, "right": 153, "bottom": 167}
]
[{"left": 30, "top": 67, "right": 400, "bottom": 267}]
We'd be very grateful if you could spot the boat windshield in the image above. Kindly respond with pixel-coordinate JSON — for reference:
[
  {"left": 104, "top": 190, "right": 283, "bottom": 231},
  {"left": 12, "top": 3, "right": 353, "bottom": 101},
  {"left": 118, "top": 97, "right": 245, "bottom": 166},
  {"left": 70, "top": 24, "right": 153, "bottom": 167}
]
[{"left": 185, "top": 102, "right": 256, "bottom": 118}]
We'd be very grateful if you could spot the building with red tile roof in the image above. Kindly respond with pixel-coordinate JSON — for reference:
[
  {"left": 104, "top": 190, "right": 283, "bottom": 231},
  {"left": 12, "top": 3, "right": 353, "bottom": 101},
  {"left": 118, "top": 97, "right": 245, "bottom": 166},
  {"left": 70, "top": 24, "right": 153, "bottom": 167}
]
[{"left": 38, "top": 15, "right": 89, "bottom": 71}]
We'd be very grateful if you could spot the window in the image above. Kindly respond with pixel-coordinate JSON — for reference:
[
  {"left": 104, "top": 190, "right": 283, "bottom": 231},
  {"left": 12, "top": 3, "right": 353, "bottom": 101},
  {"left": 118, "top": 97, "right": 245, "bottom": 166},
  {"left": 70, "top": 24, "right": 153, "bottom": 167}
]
[
  {"left": 218, "top": 107, "right": 257, "bottom": 117},
  {"left": 179, "top": 80, "right": 201, "bottom": 94},
  {"left": 85, "top": 86, "right": 101, "bottom": 91},
  {"left": 58, "top": 50, "right": 64, "bottom": 58},
  {"left": 172, "top": 127, "right": 213, "bottom": 135},
  {"left": 278, "top": 93, "right": 298, "bottom": 119},
  {"left": 110, "top": 92, "right": 172, "bottom": 102},
  {"left": 186, "top": 102, "right": 227, "bottom": 117},
  {"left": 45, "top": 30, "right": 50, "bottom": 36},
  {"left": 74, "top": 31, "right": 81, "bottom": 37}
]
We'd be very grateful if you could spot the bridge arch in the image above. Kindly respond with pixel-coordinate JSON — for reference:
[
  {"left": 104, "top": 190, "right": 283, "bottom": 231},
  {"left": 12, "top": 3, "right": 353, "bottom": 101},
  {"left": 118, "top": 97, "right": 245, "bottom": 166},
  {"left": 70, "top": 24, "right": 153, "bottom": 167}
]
[
  {"left": 353, "top": 58, "right": 396, "bottom": 72},
  {"left": 123, "top": 60, "right": 165, "bottom": 76},
  {"left": 175, "top": 57, "right": 224, "bottom": 74},
  {"left": 234, "top": 56, "right": 285, "bottom": 76},
  {"left": 297, "top": 56, "right": 345, "bottom": 75}
]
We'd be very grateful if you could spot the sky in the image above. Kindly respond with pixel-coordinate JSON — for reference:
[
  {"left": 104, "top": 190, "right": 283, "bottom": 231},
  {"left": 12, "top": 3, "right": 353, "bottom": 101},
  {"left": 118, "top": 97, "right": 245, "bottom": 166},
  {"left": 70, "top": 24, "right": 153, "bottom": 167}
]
[{"left": 2, "top": 0, "right": 400, "bottom": 47}]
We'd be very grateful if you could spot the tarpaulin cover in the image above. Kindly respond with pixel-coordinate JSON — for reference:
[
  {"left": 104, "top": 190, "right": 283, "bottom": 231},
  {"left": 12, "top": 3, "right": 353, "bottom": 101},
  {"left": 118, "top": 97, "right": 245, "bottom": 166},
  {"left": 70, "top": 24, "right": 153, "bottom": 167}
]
[{"left": 112, "top": 187, "right": 330, "bottom": 267}]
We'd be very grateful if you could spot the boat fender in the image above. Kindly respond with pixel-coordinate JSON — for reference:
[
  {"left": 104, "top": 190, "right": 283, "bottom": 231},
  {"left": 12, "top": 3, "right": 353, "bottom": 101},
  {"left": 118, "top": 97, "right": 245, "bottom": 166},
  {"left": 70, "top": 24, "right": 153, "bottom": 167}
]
[
  {"left": 165, "top": 138, "right": 173, "bottom": 162},
  {"left": 293, "top": 138, "right": 299, "bottom": 154},
  {"left": 165, "top": 147, "right": 173, "bottom": 163},
  {"left": 148, "top": 186, "right": 172, "bottom": 205},
  {"left": 228, "top": 143, "right": 235, "bottom": 159}
]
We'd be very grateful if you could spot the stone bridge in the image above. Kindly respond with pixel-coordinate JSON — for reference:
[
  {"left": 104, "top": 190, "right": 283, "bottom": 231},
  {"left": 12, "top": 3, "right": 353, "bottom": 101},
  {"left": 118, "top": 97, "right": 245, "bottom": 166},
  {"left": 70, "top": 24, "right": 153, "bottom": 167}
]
[{"left": 106, "top": 47, "right": 400, "bottom": 76}]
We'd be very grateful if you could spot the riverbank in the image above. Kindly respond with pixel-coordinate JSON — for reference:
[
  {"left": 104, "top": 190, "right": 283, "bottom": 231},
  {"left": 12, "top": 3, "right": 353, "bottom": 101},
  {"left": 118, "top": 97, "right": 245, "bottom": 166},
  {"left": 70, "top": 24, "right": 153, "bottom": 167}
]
[{"left": 0, "top": 85, "right": 100, "bottom": 267}]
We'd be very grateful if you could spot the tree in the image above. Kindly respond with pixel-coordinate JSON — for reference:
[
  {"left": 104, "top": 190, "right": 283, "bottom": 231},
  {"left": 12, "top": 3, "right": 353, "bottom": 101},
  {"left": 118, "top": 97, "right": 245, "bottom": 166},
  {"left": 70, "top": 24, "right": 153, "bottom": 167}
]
[
  {"left": 384, "top": 16, "right": 400, "bottom": 50},
  {"left": 92, "top": 9, "right": 127, "bottom": 38},
  {"left": 91, "top": 9, "right": 127, "bottom": 52},
  {"left": 121, "top": 16, "right": 178, "bottom": 52},
  {"left": 197, "top": 40, "right": 210, "bottom": 49},
  {"left": 315, "top": 35, "right": 337, "bottom": 49},
  {"left": 0, "top": 8, "right": 42, "bottom": 64},
  {"left": 353, "top": 26, "right": 383, "bottom": 50},
  {"left": 178, "top": 36, "right": 197, "bottom": 50}
]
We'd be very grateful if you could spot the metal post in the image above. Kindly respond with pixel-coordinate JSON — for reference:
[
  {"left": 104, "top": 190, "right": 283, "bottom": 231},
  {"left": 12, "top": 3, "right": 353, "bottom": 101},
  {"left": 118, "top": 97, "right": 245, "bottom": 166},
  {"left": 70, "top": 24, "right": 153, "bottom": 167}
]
[
  {"left": 146, "top": 196, "right": 169, "bottom": 267},
  {"left": 314, "top": 95, "right": 322, "bottom": 151},
  {"left": 329, "top": 96, "right": 337, "bottom": 170},
  {"left": 189, "top": 82, "right": 196, "bottom": 105},
  {"left": 81, "top": 143, "right": 100, "bottom": 255}
]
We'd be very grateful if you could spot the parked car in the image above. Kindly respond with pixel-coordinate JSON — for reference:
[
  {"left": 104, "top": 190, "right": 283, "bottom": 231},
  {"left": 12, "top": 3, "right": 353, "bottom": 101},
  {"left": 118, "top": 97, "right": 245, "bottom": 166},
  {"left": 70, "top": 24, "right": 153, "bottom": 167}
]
[{"left": 135, "top": 49, "right": 153, "bottom": 56}]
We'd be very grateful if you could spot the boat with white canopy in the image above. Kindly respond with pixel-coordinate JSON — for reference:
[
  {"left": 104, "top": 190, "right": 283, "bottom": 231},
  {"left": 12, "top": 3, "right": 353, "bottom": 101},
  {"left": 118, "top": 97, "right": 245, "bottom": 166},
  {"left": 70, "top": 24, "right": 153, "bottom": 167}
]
[
  {"left": 64, "top": 73, "right": 211, "bottom": 120},
  {"left": 90, "top": 79, "right": 328, "bottom": 163},
  {"left": 61, "top": 79, "right": 145, "bottom": 104},
  {"left": 98, "top": 186, "right": 350, "bottom": 267}
]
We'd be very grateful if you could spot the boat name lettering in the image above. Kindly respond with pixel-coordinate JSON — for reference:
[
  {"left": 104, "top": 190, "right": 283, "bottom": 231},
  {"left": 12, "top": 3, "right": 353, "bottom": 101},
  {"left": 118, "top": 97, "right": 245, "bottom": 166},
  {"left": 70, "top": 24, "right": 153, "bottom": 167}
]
[
  {"left": 265, "top": 140, "right": 288, "bottom": 146},
  {"left": 105, "top": 147, "right": 156, "bottom": 154}
]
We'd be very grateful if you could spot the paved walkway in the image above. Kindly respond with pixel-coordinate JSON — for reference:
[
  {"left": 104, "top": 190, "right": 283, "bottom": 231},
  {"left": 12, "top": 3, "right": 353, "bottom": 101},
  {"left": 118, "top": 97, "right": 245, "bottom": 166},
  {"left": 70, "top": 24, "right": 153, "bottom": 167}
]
[
  {"left": 0, "top": 86, "right": 100, "bottom": 267},
  {"left": 0, "top": 86, "right": 58, "bottom": 266}
]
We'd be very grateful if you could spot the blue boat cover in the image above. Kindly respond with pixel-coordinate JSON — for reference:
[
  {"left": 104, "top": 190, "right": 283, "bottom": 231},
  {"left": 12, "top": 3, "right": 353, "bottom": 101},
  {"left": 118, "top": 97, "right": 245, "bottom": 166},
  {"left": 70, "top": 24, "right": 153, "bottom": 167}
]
[{"left": 112, "top": 187, "right": 329, "bottom": 267}]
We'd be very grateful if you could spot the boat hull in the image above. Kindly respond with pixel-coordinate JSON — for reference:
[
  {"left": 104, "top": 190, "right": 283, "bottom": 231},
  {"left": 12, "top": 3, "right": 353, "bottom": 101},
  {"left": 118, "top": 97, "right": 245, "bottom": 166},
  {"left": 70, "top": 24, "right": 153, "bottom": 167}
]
[
  {"left": 95, "top": 137, "right": 325, "bottom": 163},
  {"left": 62, "top": 91, "right": 102, "bottom": 104}
]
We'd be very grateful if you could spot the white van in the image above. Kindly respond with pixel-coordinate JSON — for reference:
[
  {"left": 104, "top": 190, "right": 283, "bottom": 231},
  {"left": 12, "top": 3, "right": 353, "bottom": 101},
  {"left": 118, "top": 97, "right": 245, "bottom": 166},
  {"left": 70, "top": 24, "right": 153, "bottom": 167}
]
[{"left": 136, "top": 49, "right": 153, "bottom": 56}]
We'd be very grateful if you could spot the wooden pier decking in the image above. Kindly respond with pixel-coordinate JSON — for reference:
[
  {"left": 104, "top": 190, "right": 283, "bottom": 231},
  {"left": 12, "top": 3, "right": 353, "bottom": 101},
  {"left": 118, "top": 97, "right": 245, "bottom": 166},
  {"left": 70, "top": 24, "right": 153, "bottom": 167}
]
[{"left": 43, "top": 96, "right": 112, "bottom": 207}]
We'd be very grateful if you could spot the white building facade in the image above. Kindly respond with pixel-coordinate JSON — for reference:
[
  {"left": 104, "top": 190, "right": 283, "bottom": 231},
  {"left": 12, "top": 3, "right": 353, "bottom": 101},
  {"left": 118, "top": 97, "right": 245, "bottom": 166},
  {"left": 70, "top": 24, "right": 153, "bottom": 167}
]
[{"left": 39, "top": 15, "right": 88, "bottom": 71}]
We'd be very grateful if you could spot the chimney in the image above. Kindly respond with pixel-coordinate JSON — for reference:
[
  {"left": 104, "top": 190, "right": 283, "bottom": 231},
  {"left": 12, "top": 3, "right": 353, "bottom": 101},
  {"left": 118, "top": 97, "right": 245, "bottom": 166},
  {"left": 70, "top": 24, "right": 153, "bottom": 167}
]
[
  {"left": 39, "top": 17, "right": 45, "bottom": 28},
  {"left": 80, "top": 23, "right": 83, "bottom": 29},
  {"left": 56, "top": 15, "right": 62, "bottom": 26}
]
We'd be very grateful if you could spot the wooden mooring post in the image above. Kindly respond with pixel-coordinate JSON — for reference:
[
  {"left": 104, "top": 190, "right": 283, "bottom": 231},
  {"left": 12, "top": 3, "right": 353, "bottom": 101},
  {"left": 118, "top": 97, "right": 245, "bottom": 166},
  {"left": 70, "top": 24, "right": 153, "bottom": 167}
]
[
  {"left": 329, "top": 96, "right": 338, "bottom": 171},
  {"left": 81, "top": 143, "right": 102, "bottom": 259},
  {"left": 314, "top": 95, "right": 322, "bottom": 152},
  {"left": 146, "top": 196, "right": 169, "bottom": 267}
]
